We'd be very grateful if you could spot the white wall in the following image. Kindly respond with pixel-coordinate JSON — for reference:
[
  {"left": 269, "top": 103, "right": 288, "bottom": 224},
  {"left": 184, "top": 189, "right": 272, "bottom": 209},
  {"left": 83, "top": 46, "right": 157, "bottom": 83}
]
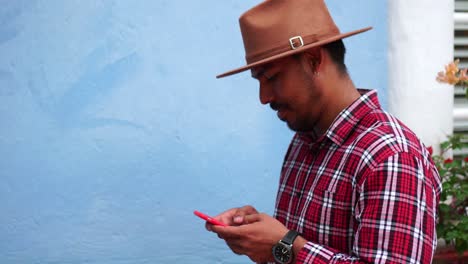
[{"left": 388, "top": 0, "right": 454, "bottom": 152}]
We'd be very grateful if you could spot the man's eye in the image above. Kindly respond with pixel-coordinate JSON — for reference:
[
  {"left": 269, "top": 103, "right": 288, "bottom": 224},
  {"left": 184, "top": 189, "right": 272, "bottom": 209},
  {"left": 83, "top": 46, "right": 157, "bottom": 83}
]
[{"left": 264, "top": 72, "right": 277, "bottom": 81}]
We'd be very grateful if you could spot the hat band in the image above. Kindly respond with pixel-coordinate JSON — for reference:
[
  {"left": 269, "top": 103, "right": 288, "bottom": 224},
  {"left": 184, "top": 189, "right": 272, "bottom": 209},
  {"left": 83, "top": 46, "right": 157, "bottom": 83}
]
[{"left": 245, "top": 33, "right": 332, "bottom": 64}]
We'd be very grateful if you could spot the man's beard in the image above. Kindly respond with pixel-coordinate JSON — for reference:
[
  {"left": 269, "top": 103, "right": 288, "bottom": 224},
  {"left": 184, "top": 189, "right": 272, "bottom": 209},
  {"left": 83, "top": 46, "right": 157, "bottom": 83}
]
[
  {"left": 270, "top": 102, "right": 317, "bottom": 132},
  {"left": 286, "top": 113, "right": 317, "bottom": 132},
  {"left": 271, "top": 66, "right": 319, "bottom": 133}
]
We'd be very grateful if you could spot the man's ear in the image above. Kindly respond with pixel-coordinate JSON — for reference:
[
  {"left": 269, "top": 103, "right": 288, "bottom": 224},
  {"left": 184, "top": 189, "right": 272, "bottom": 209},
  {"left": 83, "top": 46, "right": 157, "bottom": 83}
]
[{"left": 301, "top": 48, "right": 322, "bottom": 74}]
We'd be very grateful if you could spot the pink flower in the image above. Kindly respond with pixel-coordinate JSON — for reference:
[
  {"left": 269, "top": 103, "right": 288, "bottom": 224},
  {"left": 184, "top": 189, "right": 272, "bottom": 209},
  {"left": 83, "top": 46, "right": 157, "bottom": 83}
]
[
  {"left": 446, "top": 59, "right": 460, "bottom": 75},
  {"left": 444, "top": 158, "right": 453, "bottom": 164},
  {"left": 459, "top": 68, "right": 468, "bottom": 81},
  {"left": 437, "top": 59, "right": 462, "bottom": 85}
]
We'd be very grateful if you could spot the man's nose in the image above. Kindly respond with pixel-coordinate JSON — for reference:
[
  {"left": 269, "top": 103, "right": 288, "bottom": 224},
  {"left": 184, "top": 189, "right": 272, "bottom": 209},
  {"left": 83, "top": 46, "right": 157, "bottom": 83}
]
[{"left": 259, "top": 82, "right": 273, "bottom": 105}]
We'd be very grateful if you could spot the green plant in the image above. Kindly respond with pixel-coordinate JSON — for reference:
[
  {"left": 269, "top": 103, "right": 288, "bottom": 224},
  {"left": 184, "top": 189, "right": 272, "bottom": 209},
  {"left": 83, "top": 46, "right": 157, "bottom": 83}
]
[
  {"left": 435, "top": 60, "right": 468, "bottom": 254},
  {"left": 431, "top": 135, "right": 468, "bottom": 254}
]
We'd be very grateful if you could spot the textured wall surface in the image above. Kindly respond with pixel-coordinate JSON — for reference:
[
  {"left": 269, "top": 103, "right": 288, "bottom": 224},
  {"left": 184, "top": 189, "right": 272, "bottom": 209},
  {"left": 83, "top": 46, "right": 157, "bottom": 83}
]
[{"left": 0, "top": 0, "right": 386, "bottom": 263}]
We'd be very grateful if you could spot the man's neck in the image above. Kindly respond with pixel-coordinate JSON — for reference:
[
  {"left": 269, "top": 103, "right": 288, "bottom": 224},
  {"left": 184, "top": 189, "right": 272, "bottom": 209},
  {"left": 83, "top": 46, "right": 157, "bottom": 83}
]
[{"left": 310, "top": 73, "right": 360, "bottom": 137}]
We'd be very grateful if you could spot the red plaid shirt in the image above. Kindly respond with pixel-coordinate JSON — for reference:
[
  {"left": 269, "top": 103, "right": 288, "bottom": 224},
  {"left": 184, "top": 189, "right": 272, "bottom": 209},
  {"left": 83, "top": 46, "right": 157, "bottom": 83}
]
[{"left": 273, "top": 90, "right": 442, "bottom": 263}]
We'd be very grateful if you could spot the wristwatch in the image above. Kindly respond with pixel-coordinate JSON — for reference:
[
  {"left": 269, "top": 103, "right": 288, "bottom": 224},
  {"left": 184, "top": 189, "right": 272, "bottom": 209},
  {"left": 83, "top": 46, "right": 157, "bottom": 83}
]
[{"left": 272, "top": 230, "right": 300, "bottom": 264}]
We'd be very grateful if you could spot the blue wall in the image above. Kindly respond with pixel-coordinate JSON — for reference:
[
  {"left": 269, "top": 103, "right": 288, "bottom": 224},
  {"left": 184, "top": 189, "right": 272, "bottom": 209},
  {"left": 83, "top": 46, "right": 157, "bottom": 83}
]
[{"left": 0, "top": 1, "right": 387, "bottom": 263}]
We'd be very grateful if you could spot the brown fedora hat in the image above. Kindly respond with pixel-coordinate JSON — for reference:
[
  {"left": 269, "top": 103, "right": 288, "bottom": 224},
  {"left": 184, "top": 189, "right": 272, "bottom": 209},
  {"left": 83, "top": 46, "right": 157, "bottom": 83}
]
[{"left": 216, "top": 0, "right": 372, "bottom": 78}]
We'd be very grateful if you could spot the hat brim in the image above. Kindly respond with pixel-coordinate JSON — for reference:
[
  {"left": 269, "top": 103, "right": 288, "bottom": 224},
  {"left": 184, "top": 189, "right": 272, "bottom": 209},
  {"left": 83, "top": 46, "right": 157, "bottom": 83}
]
[{"left": 216, "top": 26, "right": 373, "bottom": 78}]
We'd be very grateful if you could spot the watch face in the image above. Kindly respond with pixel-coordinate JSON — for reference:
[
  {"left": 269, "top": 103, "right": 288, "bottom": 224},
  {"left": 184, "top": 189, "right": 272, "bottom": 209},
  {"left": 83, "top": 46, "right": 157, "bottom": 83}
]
[{"left": 273, "top": 243, "right": 292, "bottom": 264}]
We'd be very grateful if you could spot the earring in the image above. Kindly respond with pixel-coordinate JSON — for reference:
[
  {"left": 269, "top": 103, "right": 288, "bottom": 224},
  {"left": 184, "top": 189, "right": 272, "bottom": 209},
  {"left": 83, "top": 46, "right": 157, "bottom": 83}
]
[{"left": 310, "top": 60, "right": 319, "bottom": 76}]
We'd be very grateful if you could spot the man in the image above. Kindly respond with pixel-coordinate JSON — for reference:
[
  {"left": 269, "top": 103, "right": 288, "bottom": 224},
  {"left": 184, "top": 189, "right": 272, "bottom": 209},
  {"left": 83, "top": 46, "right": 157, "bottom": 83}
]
[{"left": 207, "top": 0, "right": 442, "bottom": 263}]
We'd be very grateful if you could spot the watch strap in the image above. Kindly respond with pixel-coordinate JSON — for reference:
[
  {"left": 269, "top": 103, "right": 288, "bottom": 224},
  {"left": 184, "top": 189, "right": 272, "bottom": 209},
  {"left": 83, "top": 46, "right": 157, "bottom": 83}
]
[{"left": 281, "top": 230, "right": 300, "bottom": 245}]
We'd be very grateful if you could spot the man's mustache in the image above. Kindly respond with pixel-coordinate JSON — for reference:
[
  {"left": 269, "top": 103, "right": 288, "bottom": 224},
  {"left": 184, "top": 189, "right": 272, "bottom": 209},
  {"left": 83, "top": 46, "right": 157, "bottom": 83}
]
[{"left": 270, "top": 102, "right": 288, "bottom": 111}]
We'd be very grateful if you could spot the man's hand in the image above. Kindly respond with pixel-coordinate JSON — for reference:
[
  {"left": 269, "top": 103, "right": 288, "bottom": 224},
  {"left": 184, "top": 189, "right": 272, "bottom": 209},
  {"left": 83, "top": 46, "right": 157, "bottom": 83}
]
[
  {"left": 210, "top": 213, "right": 289, "bottom": 263},
  {"left": 205, "top": 205, "right": 259, "bottom": 231}
]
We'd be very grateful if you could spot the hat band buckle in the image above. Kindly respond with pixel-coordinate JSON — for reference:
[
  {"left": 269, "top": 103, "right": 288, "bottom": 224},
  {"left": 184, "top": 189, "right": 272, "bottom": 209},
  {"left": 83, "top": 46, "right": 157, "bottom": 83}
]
[{"left": 289, "top": 36, "right": 304, "bottom": 50}]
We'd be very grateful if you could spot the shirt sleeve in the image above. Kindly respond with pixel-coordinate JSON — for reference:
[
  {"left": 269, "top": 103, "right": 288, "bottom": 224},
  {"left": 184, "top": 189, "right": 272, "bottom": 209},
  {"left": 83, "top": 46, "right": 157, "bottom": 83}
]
[{"left": 294, "top": 152, "right": 440, "bottom": 263}]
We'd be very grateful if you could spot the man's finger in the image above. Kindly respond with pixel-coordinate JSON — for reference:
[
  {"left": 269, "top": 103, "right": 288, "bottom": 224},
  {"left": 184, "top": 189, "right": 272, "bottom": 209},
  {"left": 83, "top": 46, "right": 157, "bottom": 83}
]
[
  {"left": 239, "top": 205, "right": 258, "bottom": 215},
  {"left": 243, "top": 213, "right": 263, "bottom": 224},
  {"left": 211, "top": 225, "right": 242, "bottom": 239},
  {"left": 231, "top": 205, "right": 258, "bottom": 224}
]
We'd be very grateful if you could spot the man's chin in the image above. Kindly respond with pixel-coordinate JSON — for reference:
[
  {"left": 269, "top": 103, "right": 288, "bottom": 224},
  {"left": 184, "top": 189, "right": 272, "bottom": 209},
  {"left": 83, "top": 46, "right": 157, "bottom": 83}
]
[
  {"left": 286, "top": 122, "right": 301, "bottom": 132},
  {"left": 286, "top": 121, "right": 315, "bottom": 133}
]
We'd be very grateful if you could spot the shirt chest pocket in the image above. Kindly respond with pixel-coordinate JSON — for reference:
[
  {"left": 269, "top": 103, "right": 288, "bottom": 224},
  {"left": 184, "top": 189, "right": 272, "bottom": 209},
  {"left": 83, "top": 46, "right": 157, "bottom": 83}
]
[{"left": 299, "top": 187, "right": 353, "bottom": 246}]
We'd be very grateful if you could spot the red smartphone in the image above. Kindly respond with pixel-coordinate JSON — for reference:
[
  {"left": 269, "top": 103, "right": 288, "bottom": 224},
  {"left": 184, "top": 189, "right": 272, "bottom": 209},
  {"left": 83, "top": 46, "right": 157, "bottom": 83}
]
[{"left": 194, "top": 210, "right": 227, "bottom": 226}]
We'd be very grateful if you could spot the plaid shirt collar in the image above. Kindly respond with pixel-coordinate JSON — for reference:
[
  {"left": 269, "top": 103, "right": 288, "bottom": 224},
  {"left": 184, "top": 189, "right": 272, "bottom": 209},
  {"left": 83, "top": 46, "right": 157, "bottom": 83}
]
[{"left": 297, "top": 89, "right": 380, "bottom": 146}]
